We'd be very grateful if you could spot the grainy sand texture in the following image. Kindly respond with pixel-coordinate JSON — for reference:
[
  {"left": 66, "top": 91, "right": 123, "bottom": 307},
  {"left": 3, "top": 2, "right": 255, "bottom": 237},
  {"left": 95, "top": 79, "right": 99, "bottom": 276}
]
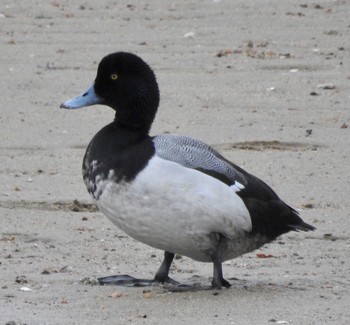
[{"left": 1, "top": 1, "right": 349, "bottom": 324}]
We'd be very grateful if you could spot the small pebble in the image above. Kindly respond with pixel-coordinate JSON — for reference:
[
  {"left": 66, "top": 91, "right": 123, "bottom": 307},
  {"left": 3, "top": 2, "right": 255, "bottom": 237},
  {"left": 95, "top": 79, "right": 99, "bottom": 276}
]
[
  {"left": 19, "top": 286, "right": 33, "bottom": 292},
  {"left": 109, "top": 291, "right": 124, "bottom": 298},
  {"left": 317, "top": 83, "right": 335, "bottom": 90},
  {"left": 143, "top": 289, "right": 152, "bottom": 298},
  {"left": 184, "top": 32, "right": 195, "bottom": 38}
]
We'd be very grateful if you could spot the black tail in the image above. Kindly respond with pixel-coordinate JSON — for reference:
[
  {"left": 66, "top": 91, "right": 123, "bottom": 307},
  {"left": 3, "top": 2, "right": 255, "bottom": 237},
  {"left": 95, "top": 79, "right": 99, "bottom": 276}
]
[
  {"left": 288, "top": 220, "right": 315, "bottom": 232},
  {"left": 285, "top": 205, "right": 315, "bottom": 232},
  {"left": 244, "top": 198, "right": 315, "bottom": 240}
]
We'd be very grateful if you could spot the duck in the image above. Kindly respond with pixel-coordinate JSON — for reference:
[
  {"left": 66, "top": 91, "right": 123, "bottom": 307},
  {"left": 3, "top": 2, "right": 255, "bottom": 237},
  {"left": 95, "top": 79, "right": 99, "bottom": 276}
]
[{"left": 60, "top": 52, "right": 315, "bottom": 289}]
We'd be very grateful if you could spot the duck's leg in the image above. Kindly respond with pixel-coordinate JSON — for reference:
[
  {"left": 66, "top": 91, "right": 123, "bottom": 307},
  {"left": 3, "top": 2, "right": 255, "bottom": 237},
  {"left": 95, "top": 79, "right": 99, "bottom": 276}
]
[
  {"left": 154, "top": 251, "right": 178, "bottom": 284},
  {"left": 164, "top": 252, "right": 231, "bottom": 292},
  {"left": 98, "top": 251, "right": 177, "bottom": 286},
  {"left": 98, "top": 251, "right": 224, "bottom": 291},
  {"left": 211, "top": 254, "right": 231, "bottom": 289}
]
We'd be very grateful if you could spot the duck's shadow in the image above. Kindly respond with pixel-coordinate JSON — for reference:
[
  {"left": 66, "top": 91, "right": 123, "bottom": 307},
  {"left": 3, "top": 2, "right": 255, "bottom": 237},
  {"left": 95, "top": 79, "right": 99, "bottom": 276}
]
[{"left": 96, "top": 274, "right": 303, "bottom": 294}]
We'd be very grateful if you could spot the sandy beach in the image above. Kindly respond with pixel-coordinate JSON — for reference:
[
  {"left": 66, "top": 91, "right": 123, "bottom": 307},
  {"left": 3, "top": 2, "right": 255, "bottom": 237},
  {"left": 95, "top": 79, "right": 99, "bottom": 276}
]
[{"left": 1, "top": 0, "right": 349, "bottom": 324}]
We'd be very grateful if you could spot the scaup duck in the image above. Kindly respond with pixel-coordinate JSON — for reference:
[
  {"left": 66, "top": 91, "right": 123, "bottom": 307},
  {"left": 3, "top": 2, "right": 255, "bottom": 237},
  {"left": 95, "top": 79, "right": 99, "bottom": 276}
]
[{"left": 61, "top": 52, "right": 315, "bottom": 289}]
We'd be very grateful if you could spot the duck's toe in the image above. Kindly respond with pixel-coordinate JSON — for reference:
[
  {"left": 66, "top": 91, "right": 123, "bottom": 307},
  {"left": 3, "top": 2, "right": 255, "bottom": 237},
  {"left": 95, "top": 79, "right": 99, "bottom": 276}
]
[{"left": 211, "top": 277, "right": 231, "bottom": 289}]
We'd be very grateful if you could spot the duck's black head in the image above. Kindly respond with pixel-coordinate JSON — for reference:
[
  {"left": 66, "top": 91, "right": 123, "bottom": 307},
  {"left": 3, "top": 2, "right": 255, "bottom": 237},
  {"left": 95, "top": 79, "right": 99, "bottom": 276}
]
[{"left": 61, "top": 52, "right": 160, "bottom": 133}]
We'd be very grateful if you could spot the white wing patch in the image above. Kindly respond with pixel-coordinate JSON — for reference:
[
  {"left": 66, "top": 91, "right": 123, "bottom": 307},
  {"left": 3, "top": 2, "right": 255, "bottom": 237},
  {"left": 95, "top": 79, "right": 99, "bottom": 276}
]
[{"left": 230, "top": 181, "right": 245, "bottom": 193}]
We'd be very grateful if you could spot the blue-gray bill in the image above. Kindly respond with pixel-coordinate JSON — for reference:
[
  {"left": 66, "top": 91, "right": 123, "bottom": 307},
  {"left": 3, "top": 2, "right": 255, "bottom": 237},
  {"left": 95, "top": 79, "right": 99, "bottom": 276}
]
[{"left": 60, "top": 85, "right": 102, "bottom": 109}]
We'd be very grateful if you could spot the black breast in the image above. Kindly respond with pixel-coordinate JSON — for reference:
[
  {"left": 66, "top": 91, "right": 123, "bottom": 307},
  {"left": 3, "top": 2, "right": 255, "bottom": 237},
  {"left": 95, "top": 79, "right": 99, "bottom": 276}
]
[{"left": 82, "top": 122, "right": 155, "bottom": 199}]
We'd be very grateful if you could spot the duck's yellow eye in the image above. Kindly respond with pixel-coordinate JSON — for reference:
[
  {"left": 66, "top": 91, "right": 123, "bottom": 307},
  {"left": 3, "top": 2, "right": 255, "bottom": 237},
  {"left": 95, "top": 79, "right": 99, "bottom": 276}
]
[{"left": 111, "top": 74, "right": 118, "bottom": 80}]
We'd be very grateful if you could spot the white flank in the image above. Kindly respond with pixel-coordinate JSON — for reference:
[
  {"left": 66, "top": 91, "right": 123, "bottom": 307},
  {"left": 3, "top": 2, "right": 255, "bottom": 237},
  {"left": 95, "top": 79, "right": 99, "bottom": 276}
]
[{"left": 95, "top": 156, "right": 252, "bottom": 262}]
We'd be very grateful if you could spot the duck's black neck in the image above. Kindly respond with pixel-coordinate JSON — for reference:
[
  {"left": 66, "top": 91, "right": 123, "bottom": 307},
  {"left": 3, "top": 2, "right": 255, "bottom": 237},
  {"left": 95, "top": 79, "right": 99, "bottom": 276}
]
[
  {"left": 97, "top": 124, "right": 147, "bottom": 153},
  {"left": 113, "top": 113, "right": 152, "bottom": 139}
]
